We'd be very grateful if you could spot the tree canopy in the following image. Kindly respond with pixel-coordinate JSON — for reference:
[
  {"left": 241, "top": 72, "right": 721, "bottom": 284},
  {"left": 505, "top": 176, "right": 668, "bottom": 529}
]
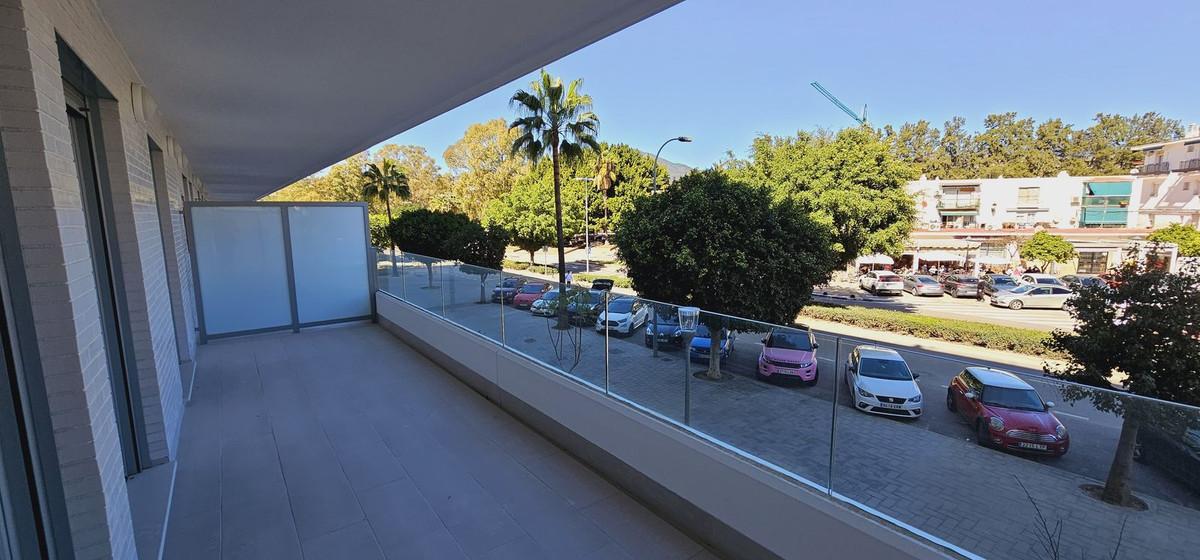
[
  {"left": 728, "top": 127, "right": 918, "bottom": 265},
  {"left": 615, "top": 169, "right": 836, "bottom": 378},
  {"left": 1045, "top": 254, "right": 1200, "bottom": 506},
  {"left": 1019, "top": 231, "right": 1077, "bottom": 269},
  {"left": 443, "top": 118, "right": 529, "bottom": 219},
  {"left": 482, "top": 161, "right": 587, "bottom": 263},
  {"left": 1147, "top": 223, "right": 1200, "bottom": 257}
]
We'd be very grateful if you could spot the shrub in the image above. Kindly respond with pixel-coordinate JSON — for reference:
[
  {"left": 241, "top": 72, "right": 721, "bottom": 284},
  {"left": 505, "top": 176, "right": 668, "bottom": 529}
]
[
  {"left": 502, "top": 259, "right": 556, "bottom": 275},
  {"left": 574, "top": 272, "right": 632, "bottom": 288},
  {"left": 799, "top": 303, "right": 1065, "bottom": 359}
]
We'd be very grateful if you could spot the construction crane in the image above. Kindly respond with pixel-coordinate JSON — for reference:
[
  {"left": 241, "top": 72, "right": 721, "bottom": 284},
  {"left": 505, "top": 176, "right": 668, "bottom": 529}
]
[{"left": 810, "top": 82, "right": 867, "bottom": 126}]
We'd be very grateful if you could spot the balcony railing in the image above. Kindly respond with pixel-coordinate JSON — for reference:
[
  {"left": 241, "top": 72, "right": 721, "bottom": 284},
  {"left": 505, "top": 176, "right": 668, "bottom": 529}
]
[
  {"left": 1173, "top": 158, "right": 1200, "bottom": 173},
  {"left": 937, "top": 195, "right": 981, "bottom": 210},
  {"left": 376, "top": 250, "right": 1200, "bottom": 560},
  {"left": 1081, "top": 195, "right": 1130, "bottom": 208},
  {"left": 1138, "top": 162, "right": 1171, "bottom": 174}
]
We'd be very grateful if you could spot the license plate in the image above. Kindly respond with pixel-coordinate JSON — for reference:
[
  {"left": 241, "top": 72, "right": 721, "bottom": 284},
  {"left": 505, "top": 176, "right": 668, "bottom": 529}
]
[
  {"left": 1018, "top": 442, "right": 1048, "bottom": 451},
  {"left": 879, "top": 403, "right": 902, "bottom": 409}
]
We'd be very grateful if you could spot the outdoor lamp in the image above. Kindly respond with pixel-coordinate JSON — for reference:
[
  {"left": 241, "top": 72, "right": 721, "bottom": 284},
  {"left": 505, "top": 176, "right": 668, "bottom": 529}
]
[
  {"left": 678, "top": 306, "right": 700, "bottom": 332},
  {"left": 677, "top": 136, "right": 693, "bottom": 143}
]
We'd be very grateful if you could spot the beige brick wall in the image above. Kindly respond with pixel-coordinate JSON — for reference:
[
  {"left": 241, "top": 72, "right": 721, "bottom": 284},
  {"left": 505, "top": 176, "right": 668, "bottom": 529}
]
[{"left": 0, "top": 0, "right": 204, "bottom": 557}]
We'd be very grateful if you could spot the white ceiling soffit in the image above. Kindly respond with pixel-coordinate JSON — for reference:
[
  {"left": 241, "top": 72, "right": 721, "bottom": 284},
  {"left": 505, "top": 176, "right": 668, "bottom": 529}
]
[{"left": 94, "top": 0, "right": 681, "bottom": 200}]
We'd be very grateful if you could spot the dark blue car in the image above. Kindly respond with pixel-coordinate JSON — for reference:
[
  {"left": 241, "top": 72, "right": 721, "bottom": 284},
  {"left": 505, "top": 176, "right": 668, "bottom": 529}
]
[
  {"left": 689, "top": 324, "right": 736, "bottom": 362},
  {"left": 644, "top": 311, "right": 682, "bottom": 348}
]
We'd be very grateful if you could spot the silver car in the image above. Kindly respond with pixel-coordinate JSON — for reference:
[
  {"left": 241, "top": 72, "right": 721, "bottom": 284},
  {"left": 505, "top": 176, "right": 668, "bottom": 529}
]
[
  {"left": 903, "top": 275, "right": 944, "bottom": 296},
  {"left": 990, "top": 285, "right": 1073, "bottom": 310}
]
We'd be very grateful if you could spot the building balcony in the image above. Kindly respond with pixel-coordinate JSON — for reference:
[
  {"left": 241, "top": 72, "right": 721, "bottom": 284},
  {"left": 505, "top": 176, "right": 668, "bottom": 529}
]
[
  {"left": 1138, "top": 162, "right": 1172, "bottom": 175},
  {"left": 937, "top": 195, "right": 981, "bottom": 210},
  {"left": 155, "top": 251, "right": 1200, "bottom": 560},
  {"left": 1173, "top": 158, "right": 1200, "bottom": 173}
]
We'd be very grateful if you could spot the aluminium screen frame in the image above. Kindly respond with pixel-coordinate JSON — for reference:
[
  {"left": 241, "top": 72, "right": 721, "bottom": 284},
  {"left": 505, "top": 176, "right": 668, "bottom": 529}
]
[{"left": 184, "top": 201, "right": 376, "bottom": 343}]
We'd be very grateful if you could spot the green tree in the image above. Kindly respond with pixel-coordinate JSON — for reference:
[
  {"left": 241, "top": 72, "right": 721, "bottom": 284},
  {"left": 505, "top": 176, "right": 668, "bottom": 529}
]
[
  {"left": 362, "top": 158, "right": 411, "bottom": 273},
  {"left": 373, "top": 144, "right": 452, "bottom": 210},
  {"left": 482, "top": 161, "right": 585, "bottom": 263},
  {"left": 388, "top": 209, "right": 475, "bottom": 287},
  {"left": 615, "top": 169, "right": 836, "bottom": 380},
  {"left": 975, "top": 112, "right": 1037, "bottom": 178},
  {"left": 1147, "top": 223, "right": 1200, "bottom": 257},
  {"left": 444, "top": 118, "right": 529, "bottom": 219},
  {"left": 730, "top": 127, "right": 918, "bottom": 266},
  {"left": 883, "top": 120, "right": 948, "bottom": 175},
  {"left": 509, "top": 70, "right": 600, "bottom": 328},
  {"left": 1044, "top": 255, "right": 1200, "bottom": 507},
  {"left": 1075, "top": 113, "right": 1183, "bottom": 174},
  {"left": 934, "top": 116, "right": 979, "bottom": 179},
  {"left": 452, "top": 223, "right": 510, "bottom": 303},
  {"left": 1019, "top": 231, "right": 1076, "bottom": 272}
]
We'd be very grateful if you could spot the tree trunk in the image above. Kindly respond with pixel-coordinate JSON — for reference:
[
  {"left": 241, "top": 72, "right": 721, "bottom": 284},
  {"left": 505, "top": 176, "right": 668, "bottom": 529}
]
[
  {"left": 479, "top": 274, "right": 486, "bottom": 304},
  {"left": 386, "top": 196, "right": 398, "bottom": 276},
  {"left": 1101, "top": 416, "right": 1140, "bottom": 506},
  {"left": 528, "top": 249, "right": 535, "bottom": 266},
  {"left": 705, "top": 327, "right": 722, "bottom": 380},
  {"left": 552, "top": 143, "right": 569, "bottom": 330},
  {"left": 425, "top": 262, "right": 434, "bottom": 288}
]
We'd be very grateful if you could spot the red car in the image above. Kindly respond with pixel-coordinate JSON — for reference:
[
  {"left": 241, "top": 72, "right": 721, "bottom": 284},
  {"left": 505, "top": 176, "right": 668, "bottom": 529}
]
[
  {"left": 511, "top": 282, "right": 550, "bottom": 309},
  {"left": 946, "top": 367, "right": 1069, "bottom": 456}
]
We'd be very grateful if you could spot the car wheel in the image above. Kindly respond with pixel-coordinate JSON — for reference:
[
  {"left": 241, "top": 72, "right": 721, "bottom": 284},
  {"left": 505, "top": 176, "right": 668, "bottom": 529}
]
[
  {"left": 946, "top": 389, "right": 957, "bottom": 412},
  {"left": 1008, "top": 300, "right": 1024, "bottom": 310},
  {"left": 976, "top": 421, "right": 991, "bottom": 447}
]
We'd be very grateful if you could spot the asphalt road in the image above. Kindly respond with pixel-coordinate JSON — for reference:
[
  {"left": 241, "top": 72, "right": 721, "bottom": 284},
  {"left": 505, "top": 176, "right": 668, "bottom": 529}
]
[{"left": 814, "top": 284, "right": 1078, "bottom": 332}]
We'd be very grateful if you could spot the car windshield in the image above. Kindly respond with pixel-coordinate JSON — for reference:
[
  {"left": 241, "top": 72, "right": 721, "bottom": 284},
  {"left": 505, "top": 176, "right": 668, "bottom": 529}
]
[
  {"left": 1036, "top": 278, "right": 1057, "bottom": 285},
  {"left": 1009, "top": 285, "right": 1034, "bottom": 294},
  {"left": 519, "top": 284, "right": 543, "bottom": 294},
  {"left": 607, "top": 299, "right": 634, "bottom": 313},
  {"left": 540, "top": 290, "right": 558, "bottom": 300},
  {"left": 992, "top": 276, "right": 1017, "bottom": 286},
  {"left": 694, "top": 324, "right": 723, "bottom": 339},
  {"left": 767, "top": 331, "right": 813, "bottom": 351},
  {"left": 957, "top": 277, "right": 979, "bottom": 284},
  {"left": 982, "top": 386, "right": 1045, "bottom": 411},
  {"left": 858, "top": 357, "right": 913, "bottom": 380},
  {"left": 500, "top": 279, "right": 520, "bottom": 288},
  {"left": 915, "top": 276, "right": 938, "bottom": 284}
]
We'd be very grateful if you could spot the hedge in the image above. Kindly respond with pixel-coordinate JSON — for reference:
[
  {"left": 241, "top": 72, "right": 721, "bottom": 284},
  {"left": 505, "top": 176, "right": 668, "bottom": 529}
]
[
  {"left": 799, "top": 303, "right": 1065, "bottom": 360},
  {"left": 502, "top": 260, "right": 557, "bottom": 275},
  {"left": 574, "top": 272, "right": 633, "bottom": 288}
]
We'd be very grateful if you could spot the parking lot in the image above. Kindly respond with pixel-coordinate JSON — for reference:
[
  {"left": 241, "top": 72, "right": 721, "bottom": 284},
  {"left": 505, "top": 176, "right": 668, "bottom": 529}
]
[{"left": 380, "top": 265, "right": 1200, "bottom": 560}]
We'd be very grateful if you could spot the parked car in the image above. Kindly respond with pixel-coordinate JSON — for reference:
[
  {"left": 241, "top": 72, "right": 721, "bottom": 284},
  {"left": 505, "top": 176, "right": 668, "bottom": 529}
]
[
  {"left": 1135, "top": 425, "right": 1200, "bottom": 494},
  {"left": 689, "top": 324, "right": 736, "bottom": 363},
  {"left": 989, "top": 284, "right": 1073, "bottom": 310},
  {"left": 1059, "top": 274, "right": 1106, "bottom": 289},
  {"left": 566, "top": 289, "right": 605, "bottom": 325},
  {"left": 590, "top": 278, "right": 615, "bottom": 291},
  {"left": 942, "top": 275, "right": 980, "bottom": 298},
  {"left": 595, "top": 297, "right": 648, "bottom": 336},
  {"left": 845, "top": 346, "right": 922, "bottom": 418},
  {"left": 644, "top": 306, "right": 683, "bottom": 348},
  {"left": 530, "top": 289, "right": 561, "bottom": 317},
  {"left": 860, "top": 271, "right": 904, "bottom": 295},
  {"left": 1019, "top": 273, "right": 1067, "bottom": 288},
  {"left": 510, "top": 282, "right": 550, "bottom": 309},
  {"left": 756, "top": 326, "right": 819, "bottom": 384},
  {"left": 491, "top": 277, "right": 526, "bottom": 303},
  {"left": 903, "top": 275, "right": 944, "bottom": 296},
  {"left": 946, "top": 367, "right": 1068, "bottom": 456},
  {"left": 980, "top": 274, "right": 1019, "bottom": 297}
]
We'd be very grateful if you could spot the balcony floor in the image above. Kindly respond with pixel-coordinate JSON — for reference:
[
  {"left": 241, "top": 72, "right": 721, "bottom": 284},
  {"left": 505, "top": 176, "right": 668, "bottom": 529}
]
[{"left": 163, "top": 323, "right": 714, "bottom": 560}]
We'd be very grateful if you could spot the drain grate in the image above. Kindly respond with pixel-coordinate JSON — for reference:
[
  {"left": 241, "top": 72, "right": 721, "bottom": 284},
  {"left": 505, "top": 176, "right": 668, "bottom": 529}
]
[{"left": 523, "top": 338, "right": 537, "bottom": 344}]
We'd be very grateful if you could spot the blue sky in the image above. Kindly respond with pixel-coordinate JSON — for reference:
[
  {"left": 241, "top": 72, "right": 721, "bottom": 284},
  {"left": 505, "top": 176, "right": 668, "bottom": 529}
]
[{"left": 381, "top": 0, "right": 1199, "bottom": 170}]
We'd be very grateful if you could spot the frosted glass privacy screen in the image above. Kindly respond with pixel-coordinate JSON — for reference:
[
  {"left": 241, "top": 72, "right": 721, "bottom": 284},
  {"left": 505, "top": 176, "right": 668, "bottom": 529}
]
[
  {"left": 191, "top": 206, "right": 292, "bottom": 335},
  {"left": 287, "top": 206, "right": 371, "bottom": 323}
]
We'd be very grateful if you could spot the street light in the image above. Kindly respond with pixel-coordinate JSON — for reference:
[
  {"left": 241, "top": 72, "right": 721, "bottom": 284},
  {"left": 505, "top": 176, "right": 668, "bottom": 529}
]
[
  {"left": 573, "top": 177, "right": 594, "bottom": 273},
  {"left": 651, "top": 136, "right": 692, "bottom": 192},
  {"left": 677, "top": 306, "right": 700, "bottom": 425}
]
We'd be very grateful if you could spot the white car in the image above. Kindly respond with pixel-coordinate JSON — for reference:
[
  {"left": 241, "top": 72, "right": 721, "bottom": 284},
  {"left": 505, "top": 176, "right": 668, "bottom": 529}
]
[
  {"left": 860, "top": 271, "right": 904, "bottom": 295},
  {"left": 845, "top": 346, "right": 923, "bottom": 418},
  {"left": 595, "top": 297, "right": 649, "bottom": 336},
  {"left": 1019, "top": 273, "right": 1066, "bottom": 288}
]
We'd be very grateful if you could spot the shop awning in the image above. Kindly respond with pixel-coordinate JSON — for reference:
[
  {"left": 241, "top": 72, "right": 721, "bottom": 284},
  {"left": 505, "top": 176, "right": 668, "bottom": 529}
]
[
  {"left": 916, "top": 251, "right": 965, "bottom": 263},
  {"left": 1086, "top": 182, "right": 1132, "bottom": 196},
  {"left": 856, "top": 254, "right": 894, "bottom": 266}
]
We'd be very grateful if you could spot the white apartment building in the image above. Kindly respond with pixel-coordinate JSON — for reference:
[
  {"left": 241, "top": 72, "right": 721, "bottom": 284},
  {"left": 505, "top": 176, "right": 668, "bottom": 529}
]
[{"left": 1131, "top": 123, "right": 1200, "bottom": 228}]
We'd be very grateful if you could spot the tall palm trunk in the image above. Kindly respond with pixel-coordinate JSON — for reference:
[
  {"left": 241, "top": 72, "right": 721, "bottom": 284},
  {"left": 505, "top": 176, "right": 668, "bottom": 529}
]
[
  {"left": 385, "top": 194, "right": 398, "bottom": 276},
  {"left": 552, "top": 143, "right": 569, "bottom": 330}
]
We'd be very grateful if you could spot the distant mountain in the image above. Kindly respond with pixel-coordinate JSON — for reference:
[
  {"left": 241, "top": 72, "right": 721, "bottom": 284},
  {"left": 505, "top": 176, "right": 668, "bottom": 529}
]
[{"left": 637, "top": 150, "right": 693, "bottom": 181}]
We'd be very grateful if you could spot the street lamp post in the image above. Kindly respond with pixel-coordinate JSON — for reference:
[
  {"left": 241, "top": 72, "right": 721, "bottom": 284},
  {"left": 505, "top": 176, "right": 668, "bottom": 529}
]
[
  {"left": 651, "top": 136, "right": 692, "bottom": 192},
  {"left": 574, "top": 177, "right": 594, "bottom": 273},
  {"left": 678, "top": 306, "right": 700, "bottom": 425}
]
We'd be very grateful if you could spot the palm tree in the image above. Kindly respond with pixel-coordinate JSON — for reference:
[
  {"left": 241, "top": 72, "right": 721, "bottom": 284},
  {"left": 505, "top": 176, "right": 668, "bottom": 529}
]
[
  {"left": 510, "top": 70, "right": 600, "bottom": 328},
  {"left": 362, "top": 158, "right": 411, "bottom": 275},
  {"left": 593, "top": 152, "right": 617, "bottom": 231}
]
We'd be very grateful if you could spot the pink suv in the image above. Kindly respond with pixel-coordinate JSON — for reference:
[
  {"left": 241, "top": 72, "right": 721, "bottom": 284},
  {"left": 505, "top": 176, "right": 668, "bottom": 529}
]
[{"left": 756, "top": 327, "right": 820, "bottom": 385}]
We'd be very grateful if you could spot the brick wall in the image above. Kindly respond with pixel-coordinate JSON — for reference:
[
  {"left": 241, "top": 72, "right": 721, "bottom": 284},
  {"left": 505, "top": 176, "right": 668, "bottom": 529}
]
[{"left": 0, "top": 0, "right": 204, "bottom": 557}]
